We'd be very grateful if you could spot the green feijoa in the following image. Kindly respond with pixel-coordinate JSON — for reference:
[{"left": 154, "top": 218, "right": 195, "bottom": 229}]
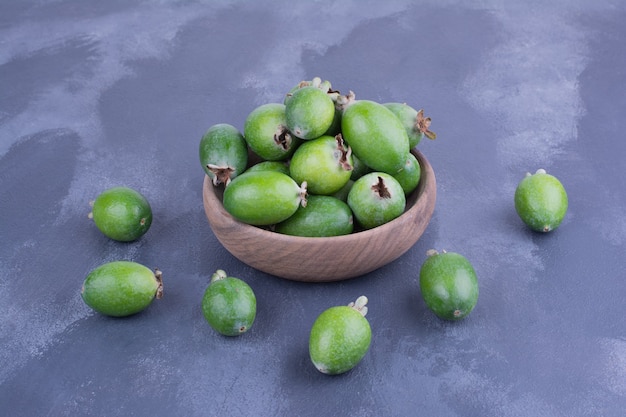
[
  {"left": 283, "top": 77, "right": 342, "bottom": 137},
  {"left": 350, "top": 152, "right": 372, "bottom": 181},
  {"left": 324, "top": 106, "right": 343, "bottom": 137},
  {"left": 199, "top": 123, "right": 248, "bottom": 186},
  {"left": 246, "top": 160, "right": 290, "bottom": 176},
  {"left": 283, "top": 77, "right": 337, "bottom": 105},
  {"left": 222, "top": 171, "right": 307, "bottom": 226},
  {"left": 393, "top": 153, "right": 421, "bottom": 195},
  {"left": 514, "top": 169, "right": 568, "bottom": 233},
  {"left": 244, "top": 103, "right": 301, "bottom": 161},
  {"left": 419, "top": 250, "right": 479, "bottom": 321},
  {"left": 285, "top": 86, "right": 335, "bottom": 140},
  {"left": 81, "top": 261, "right": 163, "bottom": 317},
  {"left": 275, "top": 195, "right": 353, "bottom": 237},
  {"left": 289, "top": 135, "right": 353, "bottom": 195},
  {"left": 383, "top": 103, "right": 436, "bottom": 148},
  {"left": 332, "top": 179, "right": 354, "bottom": 202},
  {"left": 202, "top": 270, "right": 256, "bottom": 336},
  {"left": 309, "top": 296, "right": 371, "bottom": 375},
  {"left": 340, "top": 96, "right": 410, "bottom": 174},
  {"left": 89, "top": 186, "right": 152, "bottom": 242},
  {"left": 347, "top": 172, "right": 406, "bottom": 229}
]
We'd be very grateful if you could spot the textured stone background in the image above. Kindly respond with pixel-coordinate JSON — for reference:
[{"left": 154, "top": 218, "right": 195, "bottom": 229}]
[{"left": 1, "top": 1, "right": 625, "bottom": 416}]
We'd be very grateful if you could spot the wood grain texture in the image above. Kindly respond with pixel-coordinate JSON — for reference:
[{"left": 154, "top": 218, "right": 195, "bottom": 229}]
[{"left": 203, "top": 149, "right": 436, "bottom": 281}]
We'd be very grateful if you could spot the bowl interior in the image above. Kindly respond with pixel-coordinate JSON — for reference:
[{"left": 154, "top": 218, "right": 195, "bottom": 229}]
[{"left": 203, "top": 149, "right": 436, "bottom": 282}]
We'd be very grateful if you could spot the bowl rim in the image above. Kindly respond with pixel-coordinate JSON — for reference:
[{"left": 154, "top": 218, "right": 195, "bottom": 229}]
[{"left": 203, "top": 148, "right": 436, "bottom": 245}]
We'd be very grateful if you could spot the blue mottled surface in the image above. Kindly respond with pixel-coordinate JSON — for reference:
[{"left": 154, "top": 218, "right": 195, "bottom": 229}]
[{"left": 1, "top": 1, "right": 625, "bottom": 416}]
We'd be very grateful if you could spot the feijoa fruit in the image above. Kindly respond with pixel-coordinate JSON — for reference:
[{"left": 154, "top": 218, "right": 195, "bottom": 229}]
[
  {"left": 202, "top": 270, "right": 256, "bottom": 336},
  {"left": 246, "top": 161, "right": 290, "bottom": 176},
  {"left": 383, "top": 103, "right": 436, "bottom": 148},
  {"left": 332, "top": 179, "right": 354, "bottom": 202},
  {"left": 199, "top": 123, "right": 248, "bottom": 186},
  {"left": 393, "top": 152, "right": 421, "bottom": 195},
  {"left": 350, "top": 152, "right": 371, "bottom": 181},
  {"left": 275, "top": 195, "right": 353, "bottom": 237},
  {"left": 419, "top": 250, "right": 478, "bottom": 321},
  {"left": 222, "top": 171, "right": 307, "bottom": 226},
  {"left": 309, "top": 296, "right": 371, "bottom": 375},
  {"left": 284, "top": 77, "right": 342, "bottom": 136},
  {"left": 244, "top": 103, "right": 300, "bottom": 161},
  {"left": 284, "top": 77, "right": 337, "bottom": 105},
  {"left": 81, "top": 261, "right": 163, "bottom": 317},
  {"left": 89, "top": 186, "right": 152, "bottom": 242},
  {"left": 347, "top": 172, "right": 406, "bottom": 229},
  {"left": 340, "top": 95, "right": 410, "bottom": 174},
  {"left": 289, "top": 134, "right": 353, "bottom": 195},
  {"left": 514, "top": 169, "right": 568, "bottom": 232},
  {"left": 285, "top": 86, "right": 335, "bottom": 140}
]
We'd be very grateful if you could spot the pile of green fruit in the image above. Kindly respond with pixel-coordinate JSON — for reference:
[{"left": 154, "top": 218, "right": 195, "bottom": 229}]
[
  {"left": 199, "top": 77, "right": 437, "bottom": 236},
  {"left": 78, "top": 76, "right": 570, "bottom": 377}
]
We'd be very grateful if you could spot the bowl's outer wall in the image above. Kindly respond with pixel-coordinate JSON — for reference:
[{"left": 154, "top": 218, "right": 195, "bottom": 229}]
[{"left": 203, "top": 149, "right": 436, "bottom": 281}]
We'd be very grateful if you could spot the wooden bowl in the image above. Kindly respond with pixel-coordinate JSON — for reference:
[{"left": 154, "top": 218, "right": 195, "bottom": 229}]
[{"left": 202, "top": 149, "right": 436, "bottom": 282}]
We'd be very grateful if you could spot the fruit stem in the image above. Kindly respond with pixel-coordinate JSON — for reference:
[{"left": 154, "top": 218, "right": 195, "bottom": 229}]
[
  {"left": 335, "top": 134, "right": 353, "bottom": 171},
  {"left": 286, "top": 78, "right": 339, "bottom": 101},
  {"left": 274, "top": 125, "right": 293, "bottom": 151},
  {"left": 299, "top": 181, "right": 308, "bottom": 208},
  {"left": 415, "top": 109, "right": 437, "bottom": 140},
  {"left": 154, "top": 268, "right": 164, "bottom": 299},
  {"left": 207, "top": 164, "right": 236, "bottom": 187},
  {"left": 335, "top": 90, "right": 356, "bottom": 111},
  {"left": 211, "top": 269, "right": 228, "bottom": 283},
  {"left": 426, "top": 249, "right": 439, "bottom": 257},
  {"left": 348, "top": 295, "right": 369, "bottom": 317},
  {"left": 372, "top": 176, "right": 391, "bottom": 199},
  {"left": 312, "top": 77, "right": 339, "bottom": 100}
]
